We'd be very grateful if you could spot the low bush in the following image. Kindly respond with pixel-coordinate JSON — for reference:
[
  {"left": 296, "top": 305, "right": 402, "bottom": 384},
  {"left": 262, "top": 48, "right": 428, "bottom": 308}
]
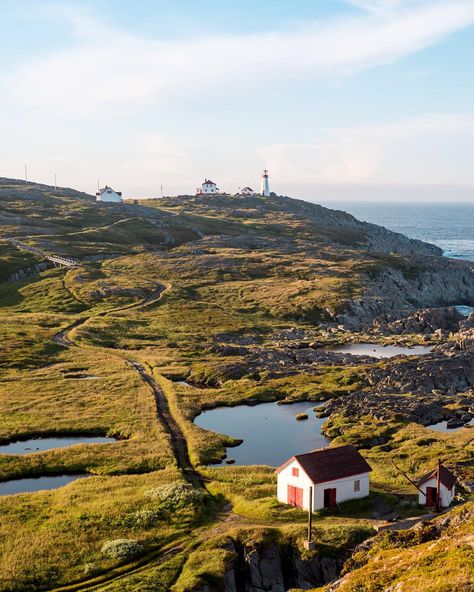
[{"left": 100, "top": 539, "right": 144, "bottom": 561}]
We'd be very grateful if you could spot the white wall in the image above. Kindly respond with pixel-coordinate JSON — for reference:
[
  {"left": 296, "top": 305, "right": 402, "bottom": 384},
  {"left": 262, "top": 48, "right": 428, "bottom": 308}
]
[
  {"left": 277, "top": 459, "right": 314, "bottom": 511},
  {"left": 97, "top": 190, "right": 122, "bottom": 202},
  {"left": 313, "top": 473, "right": 370, "bottom": 510},
  {"left": 277, "top": 460, "right": 370, "bottom": 511},
  {"left": 418, "top": 478, "right": 455, "bottom": 508}
]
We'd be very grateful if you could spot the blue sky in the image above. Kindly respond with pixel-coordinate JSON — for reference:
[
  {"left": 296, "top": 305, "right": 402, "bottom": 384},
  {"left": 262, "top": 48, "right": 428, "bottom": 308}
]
[{"left": 1, "top": 0, "right": 474, "bottom": 201}]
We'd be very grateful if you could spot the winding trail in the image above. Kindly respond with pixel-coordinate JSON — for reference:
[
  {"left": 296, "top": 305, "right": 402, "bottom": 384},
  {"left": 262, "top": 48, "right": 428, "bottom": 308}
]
[{"left": 50, "top": 277, "right": 203, "bottom": 492}]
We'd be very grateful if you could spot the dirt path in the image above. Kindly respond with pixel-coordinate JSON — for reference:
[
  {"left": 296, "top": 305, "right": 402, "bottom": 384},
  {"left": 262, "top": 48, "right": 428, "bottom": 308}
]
[
  {"left": 49, "top": 278, "right": 204, "bottom": 490},
  {"left": 129, "top": 361, "right": 204, "bottom": 488}
]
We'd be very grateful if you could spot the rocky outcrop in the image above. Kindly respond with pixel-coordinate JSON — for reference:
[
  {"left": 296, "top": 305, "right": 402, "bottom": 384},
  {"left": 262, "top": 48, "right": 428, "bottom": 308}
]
[
  {"left": 366, "top": 351, "right": 474, "bottom": 395},
  {"left": 321, "top": 389, "right": 473, "bottom": 430},
  {"left": 221, "top": 540, "right": 348, "bottom": 592},
  {"left": 373, "top": 306, "right": 464, "bottom": 335},
  {"left": 338, "top": 257, "right": 474, "bottom": 330},
  {"left": 9, "top": 261, "right": 54, "bottom": 281}
]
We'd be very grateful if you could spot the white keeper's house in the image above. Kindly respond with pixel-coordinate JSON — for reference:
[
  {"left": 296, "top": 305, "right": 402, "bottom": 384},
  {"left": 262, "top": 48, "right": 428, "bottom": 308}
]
[
  {"left": 276, "top": 445, "right": 372, "bottom": 511},
  {"left": 417, "top": 464, "right": 456, "bottom": 508},
  {"left": 196, "top": 179, "right": 219, "bottom": 195},
  {"left": 96, "top": 186, "right": 123, "bottom": 203}
]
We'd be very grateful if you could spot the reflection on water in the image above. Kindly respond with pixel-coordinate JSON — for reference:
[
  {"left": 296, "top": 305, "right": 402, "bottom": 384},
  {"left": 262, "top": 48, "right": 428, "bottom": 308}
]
[
  {"left": 428, "top": 419, "right": 474, "bottom": 433},
  {"left": 195, "top": 401, "right": 330, "bottom": 467},
  {"left": 0, "top": 436, "right": 116, "bottom": 455},
  {"left": 0, "top": 474, "right": 88, "bottom": 496},
  {"left": 320, "top": 343, "right": 433, "bottom": 358}
]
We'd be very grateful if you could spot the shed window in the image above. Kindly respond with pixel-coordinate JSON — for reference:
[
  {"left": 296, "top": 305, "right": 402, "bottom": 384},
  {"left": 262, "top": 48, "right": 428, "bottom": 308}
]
[
  {"left": 354, "top": 479, "right": 360, "bottom": 492},
  {"left": 292, "top": 467, "right": 299, "bottom": 477}
]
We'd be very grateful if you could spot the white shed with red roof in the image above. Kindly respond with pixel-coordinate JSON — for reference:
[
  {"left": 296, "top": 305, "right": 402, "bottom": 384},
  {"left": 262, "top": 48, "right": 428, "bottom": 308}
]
[
  {"left": 417, "top": 464, "right": 456, "bottom": 508},
  {"left": 275, "top": 445, "right": 372, "bottom": 511}
]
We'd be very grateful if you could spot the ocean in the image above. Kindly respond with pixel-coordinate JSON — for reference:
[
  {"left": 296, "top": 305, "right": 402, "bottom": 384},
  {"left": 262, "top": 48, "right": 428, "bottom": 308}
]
[{"left": 319, "top": 202, "right": 474, "bottom": 263}]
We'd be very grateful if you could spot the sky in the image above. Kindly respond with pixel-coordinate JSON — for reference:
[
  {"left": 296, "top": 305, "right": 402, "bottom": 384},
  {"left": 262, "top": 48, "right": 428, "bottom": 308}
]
[{"left": 1, "top": 0, "right": 474, "bottom": 201}]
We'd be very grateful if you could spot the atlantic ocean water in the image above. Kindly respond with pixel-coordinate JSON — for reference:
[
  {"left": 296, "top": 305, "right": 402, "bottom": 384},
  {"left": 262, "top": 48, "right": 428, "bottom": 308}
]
[{"left": 320, "top": 202, "right": 474, "bottom": 263}]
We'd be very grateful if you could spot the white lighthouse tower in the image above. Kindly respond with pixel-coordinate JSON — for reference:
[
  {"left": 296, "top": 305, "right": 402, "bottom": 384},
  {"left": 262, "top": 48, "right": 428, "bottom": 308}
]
[{"left": 260, "top": 169, "right": 270, "bottom": 197}]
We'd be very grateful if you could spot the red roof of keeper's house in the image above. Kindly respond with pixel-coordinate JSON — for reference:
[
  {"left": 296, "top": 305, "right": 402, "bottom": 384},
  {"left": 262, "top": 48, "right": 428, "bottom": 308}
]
[
  {"left": 276, "top": 445, "right": 372, "bottom": 484},
  {"left": 203, "top": 179, "right": 216, "bottom": 185},
  {"left": 417, "top": 465, "right": 456, "bottom": 490}
]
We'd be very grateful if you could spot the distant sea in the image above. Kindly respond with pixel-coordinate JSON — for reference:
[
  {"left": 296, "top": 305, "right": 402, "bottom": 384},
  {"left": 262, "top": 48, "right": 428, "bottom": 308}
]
[{"left": 318, "top": 202, "right": 474, "bottom": 263}]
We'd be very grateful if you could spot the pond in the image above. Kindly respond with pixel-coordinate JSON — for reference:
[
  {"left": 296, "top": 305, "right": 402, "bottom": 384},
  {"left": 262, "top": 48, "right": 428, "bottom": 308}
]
[
  {"left": 0, "top": 435, "right": 117, "bottom": 455},
  {"left": 428, "top": 419, "right": 474, "bottom": 433},
  {"left": 194, "top": 401, "right": 330, "bottom": 467},
  {"left": 320, "top": 343, "right": 433, "bottom": 358},
  {"left": 0, "top": 474, "right": 88, "bottom": 496}
]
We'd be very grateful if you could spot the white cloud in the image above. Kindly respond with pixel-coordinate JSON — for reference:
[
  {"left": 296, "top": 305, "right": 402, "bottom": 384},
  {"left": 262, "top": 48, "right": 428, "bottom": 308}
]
[
  {"left": 5, "top": 0, "right": 474, "bottom": 117},
  {"left": 258, "top": 114, "right": 474, "bottom": 186}
]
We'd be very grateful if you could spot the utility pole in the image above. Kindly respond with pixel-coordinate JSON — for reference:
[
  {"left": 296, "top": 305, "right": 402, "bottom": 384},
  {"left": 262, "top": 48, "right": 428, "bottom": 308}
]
[
  {"left": 304, "top": 486, "right": 315, "bottom": 551},
  {"left": 160, "top": 184, "right": 163, "bottom": 198},
  {"left": 54, "top": 173, "right": 57, "bottom": 192},
  {"left": 436, "top": 459, "right": 441, "bottom": 513},
  {"left": 24, "top": 163, "right": 28, "bottom": 184}
]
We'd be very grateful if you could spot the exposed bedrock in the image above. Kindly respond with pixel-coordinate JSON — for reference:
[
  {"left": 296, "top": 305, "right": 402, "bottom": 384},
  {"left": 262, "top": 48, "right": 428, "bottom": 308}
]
[
  {"left": 321, "top": 388, "right": 474, "bottom": 430},
  {"left": 337, "top": 257, "right": 474, "bottom": 330},
  {"left": 372, "top": 306, "right": 465, "bottom": 335},
  {"left": 366, "top": 351, "right": 474, "bottom": 395},
  {"left": 220, "top": 540, "right": 346, "bottom": 592}
]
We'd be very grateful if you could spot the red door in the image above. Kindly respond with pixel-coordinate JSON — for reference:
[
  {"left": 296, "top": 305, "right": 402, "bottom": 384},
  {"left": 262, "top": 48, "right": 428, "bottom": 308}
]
[
  {"left": 324, "top": 487, "right": 337, "bottom": 508},
  {"left": 288, "top": 485, "right": 304, "bottom": 508},
  {"left": 426, "top": 487, "right": 437, "bottom": 506}
]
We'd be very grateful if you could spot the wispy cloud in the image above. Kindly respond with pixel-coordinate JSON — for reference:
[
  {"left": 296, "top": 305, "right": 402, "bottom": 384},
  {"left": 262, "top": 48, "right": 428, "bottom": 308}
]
[
  {"left": 5, "top": 0, "right": 474, "bottom": 117},
  {"left": 259, "top": 114, "right": 474, "bottom": 185}
]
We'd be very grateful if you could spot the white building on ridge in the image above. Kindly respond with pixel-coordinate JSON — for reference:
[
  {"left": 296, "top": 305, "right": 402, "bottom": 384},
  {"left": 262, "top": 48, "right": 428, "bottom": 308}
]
[
  {"left": 196, "top": 179, "right": 219, "bottom": 195},
  {"left": 276, "top": 445, "right": 372, "bottom": 511},
  {"left": 96, "top": 186, "right": 123, "bottom": 203},
  {"left": 237, "top": 186, "right": 255, "bottom": 196}
]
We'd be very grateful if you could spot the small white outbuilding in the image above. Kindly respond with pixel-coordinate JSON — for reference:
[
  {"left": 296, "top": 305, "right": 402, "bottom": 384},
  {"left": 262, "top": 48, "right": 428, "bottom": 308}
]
[
  {"left": 237, "top": 186, "right": 255, "bottom": 196},
  {"left": 417, "top": 464, "right": 456, "bottom": 508},
  {"left": 96, "top": 186, "right": 123, "bottom": 203},
  {"left": 276, "top": 445, "right": 372, "bottom": 511}
]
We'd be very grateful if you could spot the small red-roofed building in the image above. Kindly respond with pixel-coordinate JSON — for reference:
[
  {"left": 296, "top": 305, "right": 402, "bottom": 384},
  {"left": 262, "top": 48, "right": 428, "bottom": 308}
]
[
  {"left": 275, "top": 445, "right": 372, "bottom": 511},
  {"left": 417, "top": 464, "right": 456, "bottom": 508}
]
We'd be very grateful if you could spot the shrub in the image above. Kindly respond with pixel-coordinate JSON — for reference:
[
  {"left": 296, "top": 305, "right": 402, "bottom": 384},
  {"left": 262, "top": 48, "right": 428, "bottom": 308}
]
[
  {"left": 101, "top": 539, "right": 144, "bottom": 561},
  {"left": 147, "top": 483, "right": 206, "bottom": 510}
]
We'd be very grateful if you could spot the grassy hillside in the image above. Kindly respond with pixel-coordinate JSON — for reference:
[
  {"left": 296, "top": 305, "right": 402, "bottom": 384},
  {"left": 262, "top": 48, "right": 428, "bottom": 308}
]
[{"left": 0, "top": 179, "right": 471, "bottom": 591}]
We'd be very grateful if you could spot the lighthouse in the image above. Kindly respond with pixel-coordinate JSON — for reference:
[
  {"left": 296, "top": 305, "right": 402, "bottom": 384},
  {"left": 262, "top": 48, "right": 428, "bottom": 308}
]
[{"left": 260, "top": 169, "right": 270, "bottom": 197}]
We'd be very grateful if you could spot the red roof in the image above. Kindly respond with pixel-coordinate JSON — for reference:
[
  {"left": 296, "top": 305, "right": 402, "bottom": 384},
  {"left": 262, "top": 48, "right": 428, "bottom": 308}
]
[
  {"left": 203, "top": 179, "right": 216, "bottom": 185},
  {"left": 276, "top": 445, "right": 372, "bottom": 484},
  {"left": 417, "top": 465, "right": 456, "bottom": 490}
]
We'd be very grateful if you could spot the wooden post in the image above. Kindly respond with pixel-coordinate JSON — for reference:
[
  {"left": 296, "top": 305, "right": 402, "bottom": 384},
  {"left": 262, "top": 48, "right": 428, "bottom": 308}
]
[
  {"left": 436, "top": 459, "right": 441, "bottom": 512},
  {"left": 308, "top": 486, "right": 313, "bottom": 542},
  {"left": 304, "top": 486, "right": 315, "bottom": 551}
]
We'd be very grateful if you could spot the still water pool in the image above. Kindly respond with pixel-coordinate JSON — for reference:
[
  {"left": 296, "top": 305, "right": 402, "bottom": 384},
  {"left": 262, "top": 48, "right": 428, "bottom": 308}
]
[
  {"left": 0, "top": 436, "right": 116, "bottom": 455},
  {"left": 0, "top": 474, "right": 88, "bottom": 496},
  {"left": 320, "top": 343, "right": 433, "bottom": 358},
  {"left": 195, "top": 401, "right": 330, "bottom": 467}
]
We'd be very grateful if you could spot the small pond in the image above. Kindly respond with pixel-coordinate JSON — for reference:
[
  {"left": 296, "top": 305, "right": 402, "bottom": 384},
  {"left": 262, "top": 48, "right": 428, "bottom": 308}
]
[
  {"left": 455, "top": 305, "right": 474, "bottom": 317},
  {"left": 0, "top": 435, "right": 117, "bottom": 455},
  {"left": 194, "top": 401, "right": 330, "bottom": 467},
  {"left": 428, "top": 419, "right": 474, "bottom": 433},
  {"left": 0, "top": 474, "right": 88, "bottom": 497},
  {"left": 320, "top": 343, "right": 433, "bottom": 358}
]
